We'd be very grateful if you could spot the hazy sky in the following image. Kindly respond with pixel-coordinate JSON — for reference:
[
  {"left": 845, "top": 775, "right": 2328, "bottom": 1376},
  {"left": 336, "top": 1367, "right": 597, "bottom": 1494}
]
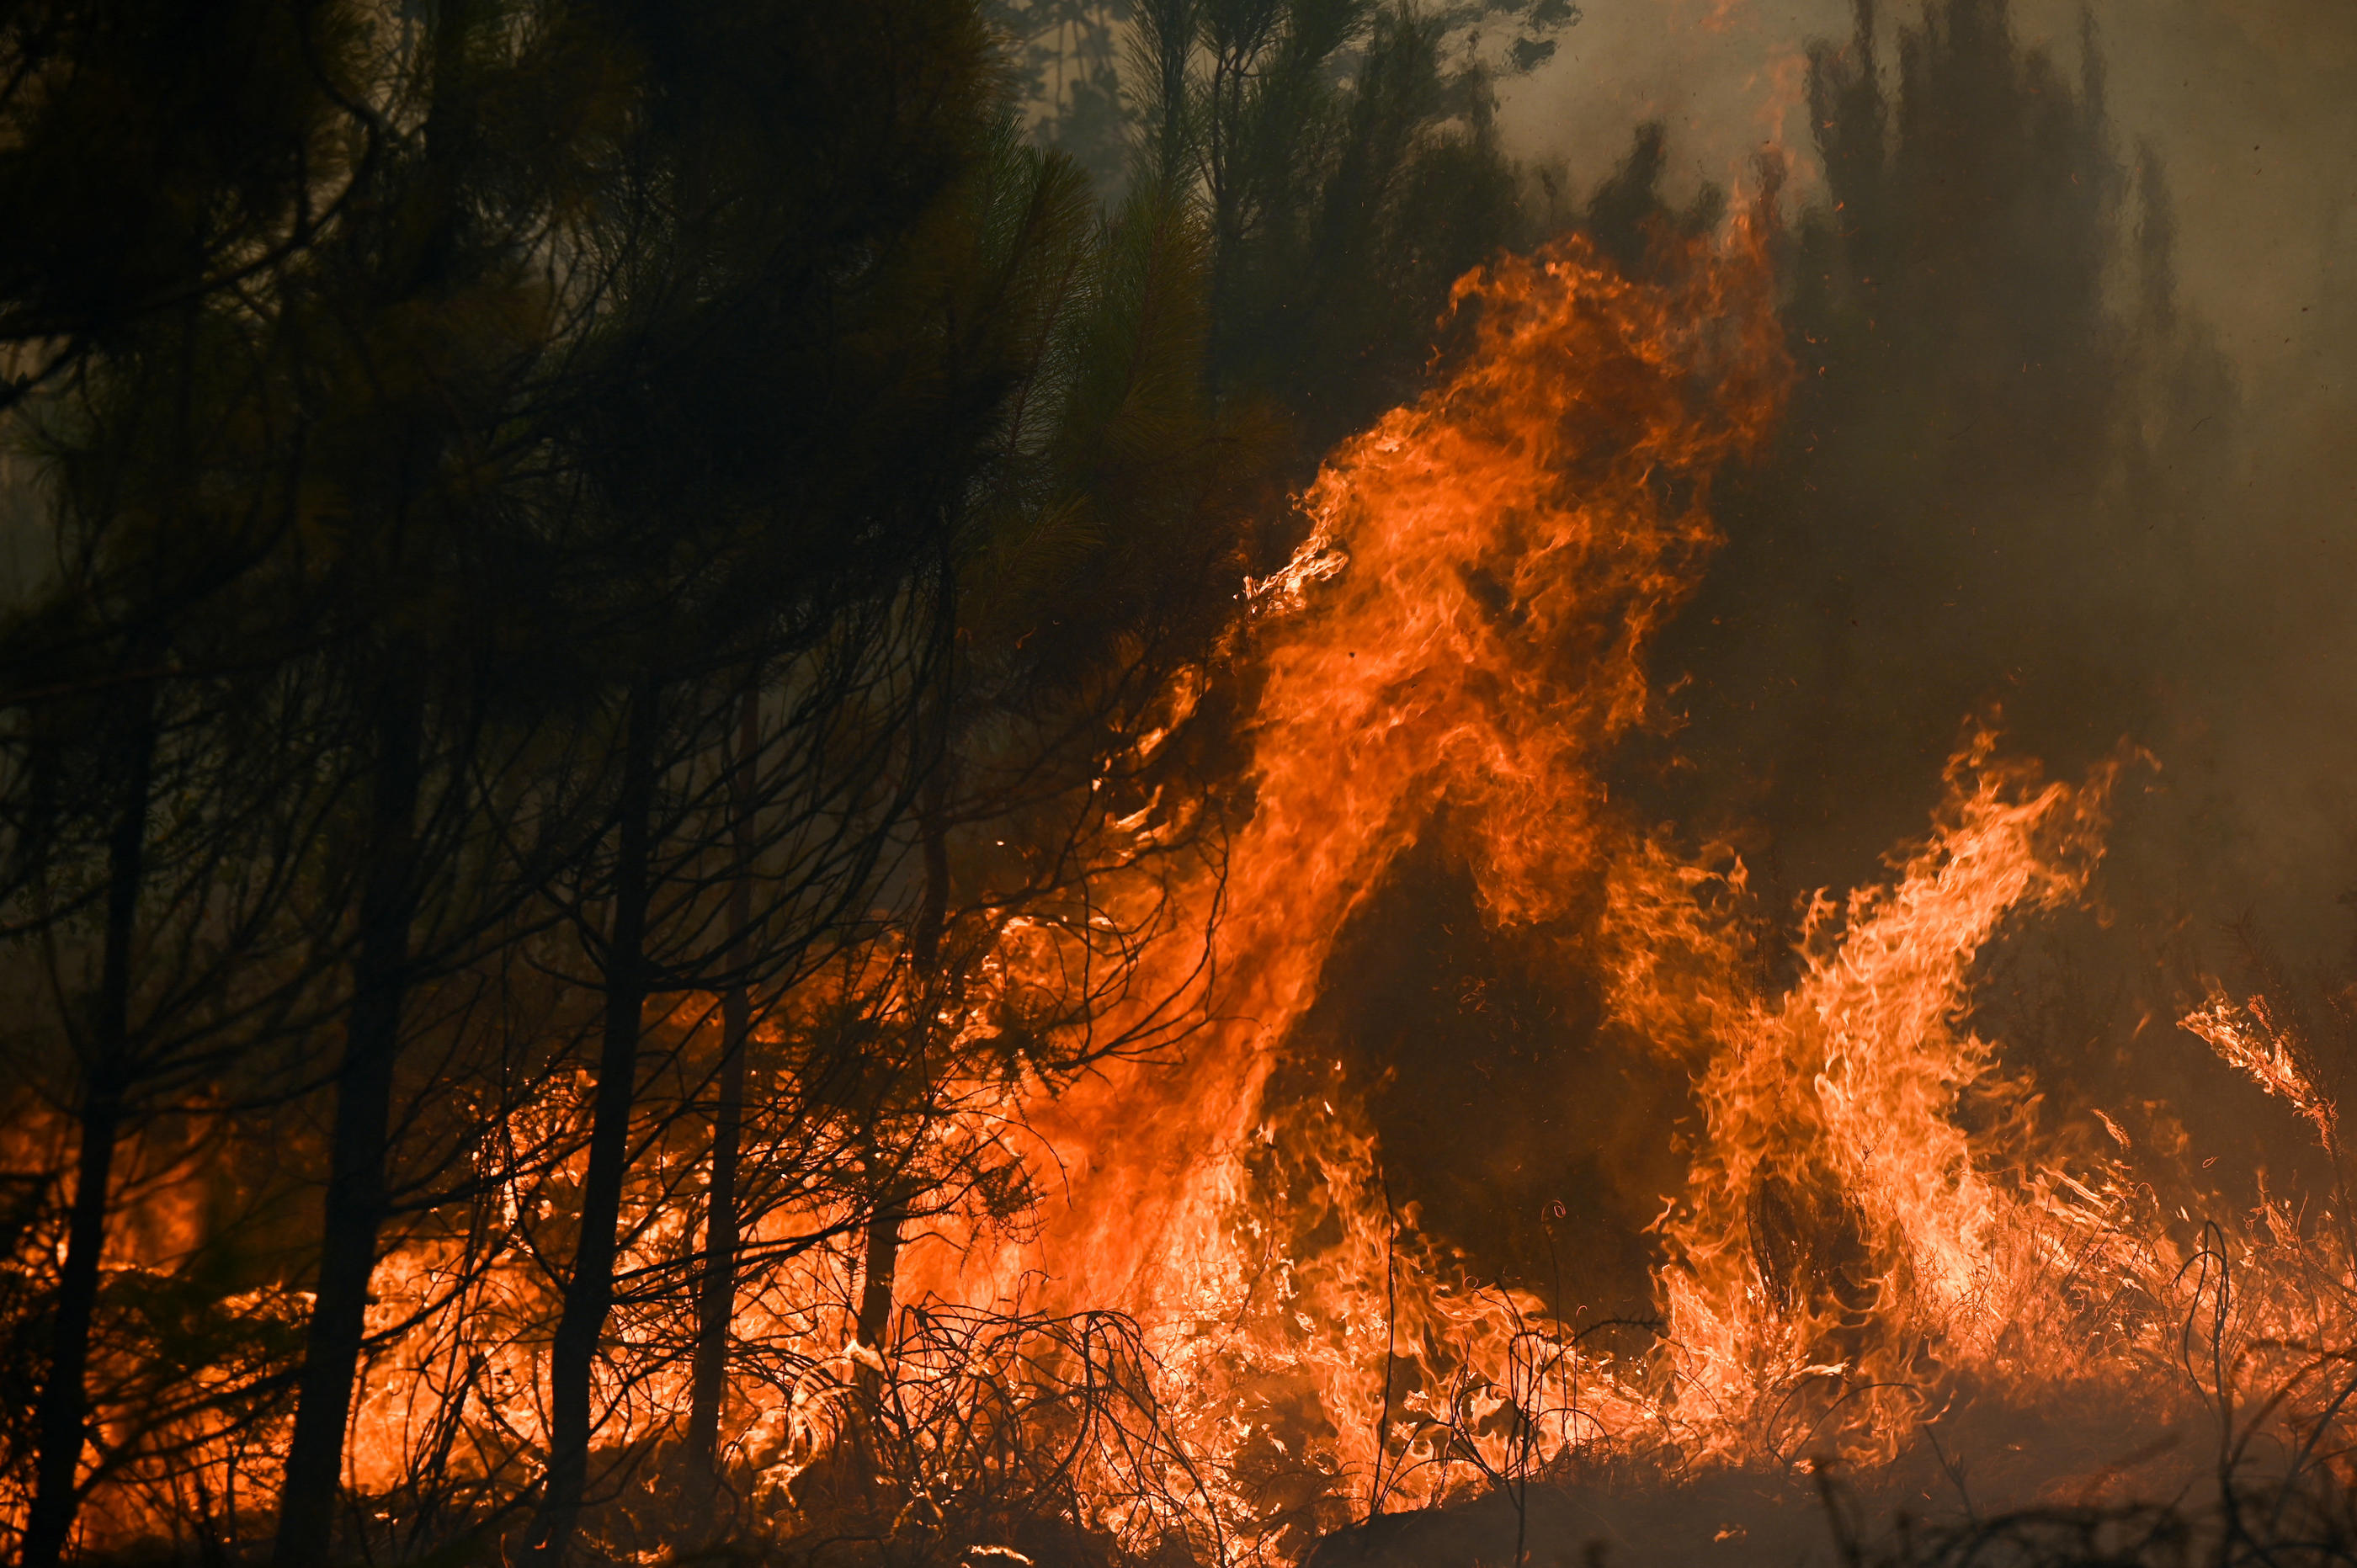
[
  {"left": 1488, "top": 0, "right": 2357, "bottom": 954},
  {"left": 1493, "top": 0, "right": 2357, "bottom": 400}
]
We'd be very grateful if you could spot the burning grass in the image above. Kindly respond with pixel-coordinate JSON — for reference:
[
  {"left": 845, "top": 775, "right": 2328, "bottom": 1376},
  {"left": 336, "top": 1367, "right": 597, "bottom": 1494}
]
[{"left": 23, "top": 195, "right": 2357, "bottom": 1568}]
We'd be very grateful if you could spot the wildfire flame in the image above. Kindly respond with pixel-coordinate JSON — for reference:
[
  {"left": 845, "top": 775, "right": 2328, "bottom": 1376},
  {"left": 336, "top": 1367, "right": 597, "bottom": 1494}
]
[
  {"left": 1641, "top": 739, "right": 2127, "bottom": 1463},
  {"left": 59, "top": 204, "right": 2357, "bottom": 1561},
  {"left": 2182, "top": 992, "right": 2336, "bottom": 1146}
]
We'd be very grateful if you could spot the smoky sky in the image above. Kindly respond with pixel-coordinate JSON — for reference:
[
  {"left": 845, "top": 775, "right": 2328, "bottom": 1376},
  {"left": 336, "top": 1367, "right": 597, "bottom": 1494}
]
[
  {"left": 1499, "top": 0, "right": 2357, "bottom": 396},
  {"left": 1484, "top": 0, "right": 2357, "bottom": 961}
]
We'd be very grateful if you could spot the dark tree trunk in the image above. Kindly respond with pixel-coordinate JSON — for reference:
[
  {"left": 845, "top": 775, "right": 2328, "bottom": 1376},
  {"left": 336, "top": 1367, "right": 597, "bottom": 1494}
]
[
  {"left": 910, "top": 779, "right": 949, "bottom": 980},
  {"left": 23, "top": 698, "right": 155, "bottom": 1568},
  {"left": 529, "top": 678, "right": 659, "bottom": 1565},
  {"left": 854, "top": 1204, "right": 906, "bottom": 1371},
  {"left": 851, "top": 779, "right": 947, "bottom": 1400},
  {"left": 686, "top": 688, "right": 758, "bottom": 1480},
  {"left": 276, "top": 4, "right": 473, "bottom": 1543},
  {"left": 274, "top": 673, "right": 423, "bottom": 1566}
]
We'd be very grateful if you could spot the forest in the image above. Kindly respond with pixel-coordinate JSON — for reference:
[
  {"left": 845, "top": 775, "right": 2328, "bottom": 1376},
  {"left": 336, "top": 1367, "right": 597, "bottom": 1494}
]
[{"left": 2, "top": 2, "right": 2349, "bottom": 1566}]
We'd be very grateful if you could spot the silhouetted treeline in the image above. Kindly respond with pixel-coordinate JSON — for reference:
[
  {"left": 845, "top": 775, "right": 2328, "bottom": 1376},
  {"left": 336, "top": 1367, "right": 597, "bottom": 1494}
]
[
  {"left": 1647, "top": 0, "right": 2236, "bottom": 894},
  {"left": 0, "top": 1, "right": 1599, "bottom": 1563}
]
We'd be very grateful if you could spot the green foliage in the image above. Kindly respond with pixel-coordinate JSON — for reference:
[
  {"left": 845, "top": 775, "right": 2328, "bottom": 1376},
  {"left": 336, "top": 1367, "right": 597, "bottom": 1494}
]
[
  {"left": 1005, "top": 0, "right": 1576, "bottom": 470},
  {"left": 989, "top": 1, "right": 1137, "bottom": 194}
]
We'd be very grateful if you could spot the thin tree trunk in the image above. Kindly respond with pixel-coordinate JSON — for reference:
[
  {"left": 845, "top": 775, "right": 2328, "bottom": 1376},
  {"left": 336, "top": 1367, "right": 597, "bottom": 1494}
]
[
  {"left": 529, "top": 678, "right": 658, "bottom": 1565},
  {"left": 23, "top": 696, "right": 156, "bottom": 1568},
  {"left": 686, "top": 687, "right": 758, "bottom": 1480},
  {"left": 850, "top": 779, "right": 948, "bottom": 1400},
  {"left": 276, "top": 3, "right": 475, "bottom": 1539},
  {"left": 274, "top": 673, "right": 423, "bottom": 1566},
  {"left": 854, "top": 1203, "right": 906, "bottom": 1376}
]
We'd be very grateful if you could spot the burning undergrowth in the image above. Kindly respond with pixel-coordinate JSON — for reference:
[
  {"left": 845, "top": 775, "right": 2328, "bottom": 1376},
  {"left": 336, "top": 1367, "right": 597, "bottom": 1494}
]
[
  {"left": 790, "top": 216, "right": 2357, "bottom": 1562},
  {"left": 22, "top": 111, "right": 2357, "bottom": 1568},
  {"left": 871, "top": 214, "right": 2357, "bottom": 1563}
]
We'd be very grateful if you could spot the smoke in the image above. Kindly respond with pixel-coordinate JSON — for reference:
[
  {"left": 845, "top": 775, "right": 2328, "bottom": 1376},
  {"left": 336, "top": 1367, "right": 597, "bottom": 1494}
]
[
  {"left": 1504, "top": 0, "right": 2357, "bottom": 386},
  {"left": 1502, "top": 0, "right": 2357, "bottom": 933}
]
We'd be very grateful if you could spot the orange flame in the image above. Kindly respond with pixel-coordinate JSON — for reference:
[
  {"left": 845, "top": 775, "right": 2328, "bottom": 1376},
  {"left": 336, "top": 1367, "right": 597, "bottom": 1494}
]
[
  {"left": 58, "top": 205, "right": 2340, "bottom": 1560},
  {"left": 898, "top": 221, "right": 1790, "bottom": 1535}
]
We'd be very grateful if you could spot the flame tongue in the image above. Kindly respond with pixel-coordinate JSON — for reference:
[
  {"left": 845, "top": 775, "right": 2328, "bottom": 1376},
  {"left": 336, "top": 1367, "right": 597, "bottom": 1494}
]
[
  {"left": 1645, "top": 746, "right": 2124, "bottom": 1461},
  {"left": 922, "top": 225, "right": 1796, "bottom": 1523},
  {"left": 988, "top": 218, "right": 2152, "bottom": 1516}
]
